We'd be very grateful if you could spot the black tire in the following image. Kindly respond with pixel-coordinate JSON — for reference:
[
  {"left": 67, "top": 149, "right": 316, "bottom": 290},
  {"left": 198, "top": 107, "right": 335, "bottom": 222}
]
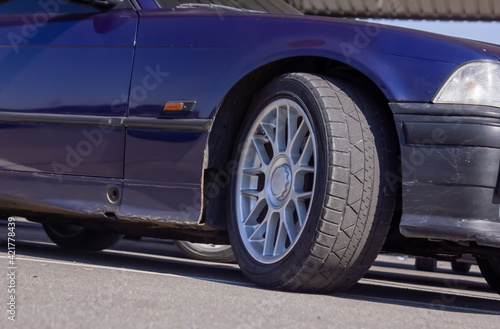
[
  {"left": 451, "top": 261, "right": 471, "bottom": 274},
  {"left": 477, "top": 256, "right": 500, "bottom": 295},
  {"left": 174, "top": 240, "right": 235, "bottom": 263},
  {"left": 43, "top": 223, "right": 122, "bottom": 251},
  {"left": 415, "top": 257, "right": 437, "bottom": 272},
  {"left": 227, "top": 73, "right": 397, "bottom": 292}
]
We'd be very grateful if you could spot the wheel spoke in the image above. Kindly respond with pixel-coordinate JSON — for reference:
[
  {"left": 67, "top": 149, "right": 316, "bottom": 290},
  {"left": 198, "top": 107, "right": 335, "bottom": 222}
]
[
  {"left": 273, "top": 213, "right": 288, "bottom": 256},
  {"left": 276, "top": 106, "right": 287, "bottom": 153},
  {"left": 242, "top": 197, "right": 267, "bottom": 226},
  {"left": 252, "top": 136, "right": 271, "bottom": 165},
  {"left": 240, "top": 189, "right": 261, "bottom": 199},
  {"left": 288, "top": 121, "right": 308, "bottom": 162},
  {"left": 297, "top": 135, "right": 314, "bottom": 166},
  {"left": 263, "top": 212, "right": 279, "bottom": 256},
  {"left": 295, "top": 165, "right": 314, "bottom": 174},
  {"left": 287, "top": 107, "right": 299, "bottom": 145},
  {"left": 248, "top": 217, "right": 268, "bottom": 241},
  {"left": 295, "top": 191, "right": 312, "bottom": 200},
  {"left": 242, "top": 167, "right": 264, "bottom": 175},
  {"left": 260, "top": 122, "right": 276, "bottom": 144},
  {"left": 294, "top": 198, "right": 307, "bottom": 227},
  {"left": 283, "top": 205, "right": 298, "bottom": 243}
]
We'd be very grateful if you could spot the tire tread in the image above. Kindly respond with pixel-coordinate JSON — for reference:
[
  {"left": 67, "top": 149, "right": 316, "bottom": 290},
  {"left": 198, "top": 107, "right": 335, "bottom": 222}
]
[{"left": 277, "top": 73, "right": 397, "bottom": 292}]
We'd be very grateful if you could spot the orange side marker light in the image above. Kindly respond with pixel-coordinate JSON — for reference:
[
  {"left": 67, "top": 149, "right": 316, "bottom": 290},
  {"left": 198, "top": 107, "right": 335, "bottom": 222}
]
[{"left": 164, "top": 102, "right": 184, "bottom": 111}]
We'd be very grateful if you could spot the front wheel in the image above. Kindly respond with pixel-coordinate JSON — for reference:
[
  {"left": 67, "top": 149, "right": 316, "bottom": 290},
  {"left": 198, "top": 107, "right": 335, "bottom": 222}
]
[
  {"left": 227, "top": 73, "right": 397, "bottom": 292},
  {"left": 477, "top": 256, "right": 500, "bottom": 295},
  {"left": 43, "top": 223, "right": 122, "bottom": 251}
]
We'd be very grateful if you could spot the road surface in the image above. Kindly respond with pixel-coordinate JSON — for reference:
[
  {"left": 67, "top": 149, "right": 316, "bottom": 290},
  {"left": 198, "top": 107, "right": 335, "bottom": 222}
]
[{"left": 1, "top": 220, "right": 499, "bottom": 329}]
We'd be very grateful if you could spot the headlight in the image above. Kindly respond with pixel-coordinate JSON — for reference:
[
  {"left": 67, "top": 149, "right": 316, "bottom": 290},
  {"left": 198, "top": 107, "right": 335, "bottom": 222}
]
[{"left": 433, "top": 61, "right": 500, "bottom": 108}]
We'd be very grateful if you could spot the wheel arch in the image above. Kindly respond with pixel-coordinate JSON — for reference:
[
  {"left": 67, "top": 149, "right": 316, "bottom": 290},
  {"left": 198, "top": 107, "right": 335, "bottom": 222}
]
[{"left": 203, "top": 55, "right": 401, "bottom": 230}]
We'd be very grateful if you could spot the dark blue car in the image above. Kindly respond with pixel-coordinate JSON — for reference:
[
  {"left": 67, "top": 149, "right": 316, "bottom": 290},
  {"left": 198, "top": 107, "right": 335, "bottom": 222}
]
[{"left": 1, "top": 0, "right": 499, "bottom": 294}]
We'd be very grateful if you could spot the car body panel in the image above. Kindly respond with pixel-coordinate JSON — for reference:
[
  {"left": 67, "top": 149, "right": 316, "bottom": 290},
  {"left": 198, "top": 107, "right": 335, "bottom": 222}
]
[
  {"left": 0, "top": 122, "right": 125, "bottom": 177},
  {"left": 0, "top": 170, "right": 121, "bottom": 221},
  {"left": 134, "top": 8, "right": 499, "bottom": 109},
  {"left": 0, "top": 9, "right": 137, "bottom": 178},
  {"left": 392, "top": 102, "right": 500, "bottom": 248},
  {"left": 119, "top": 128, "right": 208, "bottom": 222},
  {"left": 118, "top": 7, "right": 500, "bottom": 226}
]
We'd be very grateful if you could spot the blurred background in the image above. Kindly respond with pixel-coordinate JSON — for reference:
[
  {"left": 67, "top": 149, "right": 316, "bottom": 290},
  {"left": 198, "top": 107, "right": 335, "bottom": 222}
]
[{"left": 286, "top": 0, "right": 500, "bottom": 44}]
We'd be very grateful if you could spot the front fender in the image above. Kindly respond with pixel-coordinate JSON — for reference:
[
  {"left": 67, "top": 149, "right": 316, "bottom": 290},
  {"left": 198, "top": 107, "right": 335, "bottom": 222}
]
[{"left": 133, "top": 10, "right": 499, "bottom": 121}]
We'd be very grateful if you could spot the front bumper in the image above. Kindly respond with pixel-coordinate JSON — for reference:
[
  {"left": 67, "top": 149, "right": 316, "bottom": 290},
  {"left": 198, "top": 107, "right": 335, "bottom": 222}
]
[{"left": 391, "top": 102, "right": 500, "bottom": 249}]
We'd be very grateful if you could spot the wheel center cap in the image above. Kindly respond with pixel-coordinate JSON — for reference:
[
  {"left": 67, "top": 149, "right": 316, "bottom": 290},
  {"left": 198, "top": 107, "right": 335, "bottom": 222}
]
[{"left": 271, "top": 164, "right": 292, "bottom": 200}]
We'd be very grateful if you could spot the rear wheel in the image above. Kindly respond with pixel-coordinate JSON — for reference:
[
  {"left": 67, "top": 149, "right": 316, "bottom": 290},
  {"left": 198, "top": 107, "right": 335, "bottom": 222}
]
[
  {"left": 43, "top": 223, "right": 122, "bottom": 251},
  {"left": 477, "top": 256, "right": 500, "bottom": 295},
  {"left": 227, "top": 73, "right": 397, "bottom": 292},
  {"left": 174, "top": 241, "right": 235, "bottom": 263}
]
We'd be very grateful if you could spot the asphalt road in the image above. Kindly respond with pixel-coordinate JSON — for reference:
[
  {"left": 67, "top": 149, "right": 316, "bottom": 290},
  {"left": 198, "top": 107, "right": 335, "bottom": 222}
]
[{"left": 1, "top": 220, "right": 499, "bottom": 329}]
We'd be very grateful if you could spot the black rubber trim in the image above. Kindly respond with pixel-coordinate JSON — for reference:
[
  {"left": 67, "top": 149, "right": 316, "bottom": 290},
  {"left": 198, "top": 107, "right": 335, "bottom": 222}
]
[
  {"left": 0, "top": 112, "right": 212, "bottom": 131},
  {"left": 395, "top": 113, "right": 500, "bottom": 127},
  {"left": 123, "top": 117, "right": 211, "bottom": 130},
  {"left": 391, "top": 102, "right": 500, "bottom": 148},
  {"left": 390, "top": 102, "right": 500, "bottom": 119},
  {"left": 401, "top": 214, "right": 500, "bottom": 249},
  {"left": 404, "top": 122, "right": 500, "bottom": 148},
  {"left": 0, "top": 112, "right": 124, "bottom": 126}
]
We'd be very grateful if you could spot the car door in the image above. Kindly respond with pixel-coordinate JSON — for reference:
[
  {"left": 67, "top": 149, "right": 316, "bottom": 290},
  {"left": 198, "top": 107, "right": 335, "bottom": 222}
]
[{"left": 0, "top": 0, "right": 137, "bottom": 179}]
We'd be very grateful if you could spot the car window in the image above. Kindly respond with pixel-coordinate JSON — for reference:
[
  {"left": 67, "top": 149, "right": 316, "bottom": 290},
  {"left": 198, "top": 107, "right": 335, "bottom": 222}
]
[
  {"left": 155, "top": 0, "right": 303, "bottom": 15},
  {"left": 0, "top": 0, "right": 131, "bottom": 15}
]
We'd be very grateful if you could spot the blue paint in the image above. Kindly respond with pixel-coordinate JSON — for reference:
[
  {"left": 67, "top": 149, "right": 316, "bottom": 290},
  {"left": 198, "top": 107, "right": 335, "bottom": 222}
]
[{"left": 0, "top": 1, "right": 499, "bottom": 225}]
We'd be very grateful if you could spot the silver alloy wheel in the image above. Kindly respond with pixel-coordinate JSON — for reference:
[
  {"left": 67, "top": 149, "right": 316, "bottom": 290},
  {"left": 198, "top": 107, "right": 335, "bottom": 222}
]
[
  {"left": 174, "top": 240, "right": 235, "bottom": 262},
  {"left": 236, "top": 98, "right": 317, "bottom": 264}
]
